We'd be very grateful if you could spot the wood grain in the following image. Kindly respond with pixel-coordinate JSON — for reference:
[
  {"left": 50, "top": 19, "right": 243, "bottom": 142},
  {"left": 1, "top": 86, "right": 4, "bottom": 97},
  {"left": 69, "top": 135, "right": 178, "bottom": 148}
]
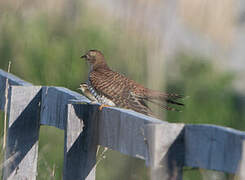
[
  {"left": 0, "top": 70, "right": 31, "bottom": 110},
  {"left": 64, "top": 104, "right": 97, "bottom": 180},
  {"left": 3, "top": 86, "right": 41, "bottom": 180},
  {"left": 40, "top": 86, "right": 89, "bottom": 129},
  {"left": 1, "top": 69, "right": 245, "bottom": 179}
]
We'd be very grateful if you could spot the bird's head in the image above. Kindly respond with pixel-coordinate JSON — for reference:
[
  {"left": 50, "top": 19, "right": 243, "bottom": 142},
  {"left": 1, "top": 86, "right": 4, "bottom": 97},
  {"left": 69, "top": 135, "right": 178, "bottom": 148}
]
[
  {"left": 78, "top": 83, "right": 88, "bottom": 92},
  {"left": 81, "top": 50, "right": 107, "bottom": 69}
]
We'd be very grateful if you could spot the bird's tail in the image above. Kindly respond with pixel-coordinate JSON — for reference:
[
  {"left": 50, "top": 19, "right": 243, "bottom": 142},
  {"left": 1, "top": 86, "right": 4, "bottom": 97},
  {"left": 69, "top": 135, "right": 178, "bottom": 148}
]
[
  {"left": 146, "top": 89, "right": 183, "bottom": 100},
  {"left": 144, "top": 89, "right": 184, "bottom": 111}
]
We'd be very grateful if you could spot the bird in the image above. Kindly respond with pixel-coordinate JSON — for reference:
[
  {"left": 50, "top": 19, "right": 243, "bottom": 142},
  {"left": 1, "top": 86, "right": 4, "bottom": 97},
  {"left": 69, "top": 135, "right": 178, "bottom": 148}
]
[
  {"left": 80, "top": 49, "right": 184, "bottom": 116},
  {"left": 78, "top": 83, "right": 115, "bottom": 109},
  {"left": 78, "top": 83, "right": 98, "bottom": 103}
]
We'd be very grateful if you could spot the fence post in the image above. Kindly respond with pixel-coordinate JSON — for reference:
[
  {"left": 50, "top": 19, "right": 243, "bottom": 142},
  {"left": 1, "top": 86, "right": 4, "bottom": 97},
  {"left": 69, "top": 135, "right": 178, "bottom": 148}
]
[
  {"left": 238, "top": 141, "right": 245, "bottom": 179},
  {"left": 3, "top": 86, "right": 41, "bottom": 180},
  {"left": 63, "top": 104, "right": 98, "bottom": 180},
  {"left": 145, "top": 123, "right": 185, "bottom": 180}
]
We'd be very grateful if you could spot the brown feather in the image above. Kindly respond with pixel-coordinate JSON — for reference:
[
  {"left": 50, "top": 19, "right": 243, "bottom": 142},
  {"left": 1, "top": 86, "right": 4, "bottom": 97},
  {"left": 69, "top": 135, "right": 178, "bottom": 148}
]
[{"left": 81, "top": 49, "right": 184, "bottom": 116}]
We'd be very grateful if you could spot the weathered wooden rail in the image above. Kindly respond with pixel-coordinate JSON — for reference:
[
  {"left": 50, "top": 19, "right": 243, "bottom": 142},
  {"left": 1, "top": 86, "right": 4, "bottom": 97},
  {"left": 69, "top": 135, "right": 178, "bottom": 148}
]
[{"left": 0, "top": 69, "right": 245, "bottom": 180}]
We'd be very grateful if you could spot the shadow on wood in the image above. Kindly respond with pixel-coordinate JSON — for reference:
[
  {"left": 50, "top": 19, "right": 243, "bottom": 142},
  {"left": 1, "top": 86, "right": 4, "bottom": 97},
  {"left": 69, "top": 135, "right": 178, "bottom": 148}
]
[
  {"left": 145, "top": 123, "right": 185, "bottom": 180},
  {"left": 160, "top": 129, "right": 185, "bottom": 180},
  {"left": 64, "top": 104, "right": 99, "bottom": 180},
  {"left": 3, "top": 87, "right": 41, "bottom": 179},
  {"left": 1, "top": 69, "right": 245, "bottom": 180}
]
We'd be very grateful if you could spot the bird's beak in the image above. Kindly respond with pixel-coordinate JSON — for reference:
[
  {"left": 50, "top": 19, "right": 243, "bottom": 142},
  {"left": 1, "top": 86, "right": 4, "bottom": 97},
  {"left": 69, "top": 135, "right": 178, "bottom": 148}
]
[{"left": 80, "top": 54, "right": 87, "bottom": 59}]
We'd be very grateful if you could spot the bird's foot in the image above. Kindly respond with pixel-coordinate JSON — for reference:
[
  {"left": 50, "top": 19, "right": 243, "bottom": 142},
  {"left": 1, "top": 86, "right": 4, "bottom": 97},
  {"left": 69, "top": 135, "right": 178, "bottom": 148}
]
[{"left": 99, "top": 104, "right": 111, "bottom": 111}]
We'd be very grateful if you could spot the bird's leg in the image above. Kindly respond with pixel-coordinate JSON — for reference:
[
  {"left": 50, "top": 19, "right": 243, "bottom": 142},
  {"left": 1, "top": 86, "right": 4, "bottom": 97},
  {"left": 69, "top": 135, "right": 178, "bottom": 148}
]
[{"left": 99, "top": 104, "right": 112, "bottom": 111}]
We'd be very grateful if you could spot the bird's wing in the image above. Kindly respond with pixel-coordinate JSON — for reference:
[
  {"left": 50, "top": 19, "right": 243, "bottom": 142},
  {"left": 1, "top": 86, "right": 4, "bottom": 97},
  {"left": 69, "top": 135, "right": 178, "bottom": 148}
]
[
  {"left": 89, "top": 68, "right": 153, "bottom": 115},
  {"left": 90, "top": 68, "right": 183, "bottom": 114}
]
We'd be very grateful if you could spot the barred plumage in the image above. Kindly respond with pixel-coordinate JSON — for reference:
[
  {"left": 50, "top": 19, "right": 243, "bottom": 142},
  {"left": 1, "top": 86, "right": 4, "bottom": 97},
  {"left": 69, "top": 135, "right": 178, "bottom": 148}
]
[{"left": 80, "top": 50, "right": 184, "bottom": 116}]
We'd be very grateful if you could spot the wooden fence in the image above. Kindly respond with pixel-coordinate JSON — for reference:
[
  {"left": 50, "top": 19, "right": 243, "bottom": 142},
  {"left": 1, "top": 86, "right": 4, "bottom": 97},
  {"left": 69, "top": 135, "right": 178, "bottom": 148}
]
[{"left": 0, "top": 69, "right": 245, "bottom": 180}]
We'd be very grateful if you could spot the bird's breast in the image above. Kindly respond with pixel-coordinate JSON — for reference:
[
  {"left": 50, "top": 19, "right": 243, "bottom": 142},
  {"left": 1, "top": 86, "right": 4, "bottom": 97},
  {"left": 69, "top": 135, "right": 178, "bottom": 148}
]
[{"left": 87, "top": 84, "right": 115, "bottom": 106}]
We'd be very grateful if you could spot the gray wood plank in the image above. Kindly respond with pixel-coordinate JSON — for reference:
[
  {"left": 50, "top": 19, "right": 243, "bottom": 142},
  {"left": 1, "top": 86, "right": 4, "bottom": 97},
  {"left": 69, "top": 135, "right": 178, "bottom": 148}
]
[
  {"left": 95, "top": 105, "right": 162, "bottom": 161},
  {"left": 66, "top": 103, "right": 245, "bottom": 176},
  {"left": 66, "top": 103, "right": 163, "bottom": 159},
  {"left": 2, "top": 69, "right": 245, "bottom": 177},
  {"left": 144, "top": 123, "right": 245, "bottom": 175},
  {"left": 3, "top": 86, "right": 41, "bottom": 180},
  {"left": 184, "top": 124, "right": 245, "bottom": 174},
  {"left": 63, "top": 103, "right": 163, "bottom": 179},
  {"left": 145, "top": 123, "right": 184, "bottom": 180},
  {"left": 63, "top": 104, "right": 97, "bottom": 180},
  {"left": 0, "top": 70, "right": 31, "bottom": 110},
  {"left": 40, "top": 86, "right": 89, "bottom": 129},
  {"left": 238, "top": 141, "right": 245, "bottom": 179}
]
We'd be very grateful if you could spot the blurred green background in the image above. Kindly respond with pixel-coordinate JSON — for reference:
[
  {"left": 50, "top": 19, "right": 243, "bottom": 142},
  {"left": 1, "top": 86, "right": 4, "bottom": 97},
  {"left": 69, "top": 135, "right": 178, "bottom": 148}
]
[{"left": 0, "top": 0, "right": 245, "bottom": 179}]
